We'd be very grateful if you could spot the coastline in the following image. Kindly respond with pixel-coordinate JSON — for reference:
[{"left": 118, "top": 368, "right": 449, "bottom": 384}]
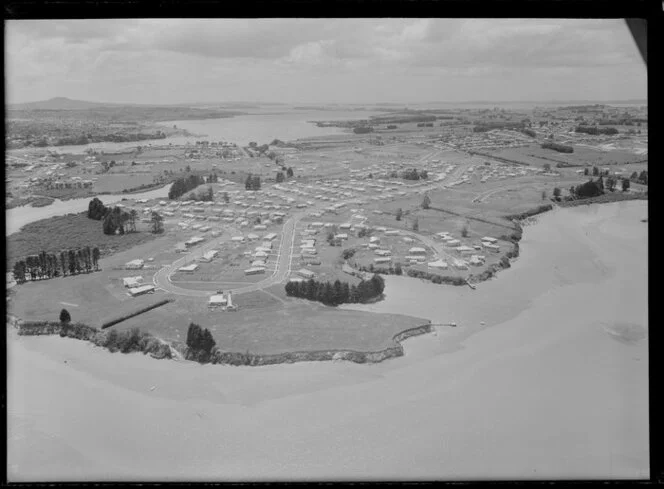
[
  {"left": 12, "top": 316, "right": 434, "bottom": 367},
  {"left": 8, "top": 198, "right": 648, "bottom": 480}
]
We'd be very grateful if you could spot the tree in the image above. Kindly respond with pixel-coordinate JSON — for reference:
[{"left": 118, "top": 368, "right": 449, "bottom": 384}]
[
  {"left": 630, "top": 171, "right": 639, "bottom": 181},
  {"left": 207, "top": 186, "right": 214, "bottom": 201},
  {"left": 395, "top": 208, "right": 403, "bottom": 221},
  {"left": 541, "top": 190, "right": 547, "bottom": 200},
  {"left": 638, "top": 170, "right": 648, "bottom": 185},
  {"left": 68, "top": 250, "right": 77, "bottom": 276},
  {"left": 553, "top": 187, "right": 562, "bottom": 198},
  {"left": 12, "top": 261, "right": 26, "bottom": 284},
  {"left": 129, "top": 209, "right": 138, "bottom": 232},
  {"left": 287, "top": 167, "right": 294, "bottom": 178},
  {"left": 543, "top": 163, "right": 551, "bottom": 172},
  {"left": 461, "top": 224, "right": 469, "bottom": 237},
  {"left": 606, "top": 177, "right": 616, "bottom": 192},
  {"left": 394, "top": 262, "right": 403, "bottom": 276},
  {"left": 592, "top": 166, "right": 599, "bottom": 176},
  {"left": 222, "top": 192, "right": 229, "bottom": 203},
  {"left": 412, "top": 218, "right": 419, "bottom": 232},
  {"left": 251, "top": 175, "right": 261, "bottom": 190},
  {"left": 276, "top": 171, "right": 285, "bottom": 183},
  {"left": 60, "top": 308, "right": 71, "bottom": 324},
  {"left": 597, "top": 175, "right": 604, "bottom": 191},
  {"left": 569, "top": 186, "right": 576, "bottom": 199},
  {"left": 60, "top": 251, "right": 68, "bottom": 277},
  {"left": 92, "top": 247, "right": 100, "bottom": 271},
  {"left": 622, "top": 178, "right": 630, "bottom": 192},
  {"left": 422, "top": 194, "right": 431, "bottom": 209},
  {"left": 151, "top": 211, "right": 164, "bottom": 234},
  {"left": 584, "top": 167, "right": 589, "bottom": 176}
]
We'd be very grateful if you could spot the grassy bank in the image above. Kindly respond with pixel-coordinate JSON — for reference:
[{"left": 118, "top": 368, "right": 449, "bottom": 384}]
[{"left": 7, "top": 211, "right": 158, "bottom": 269}]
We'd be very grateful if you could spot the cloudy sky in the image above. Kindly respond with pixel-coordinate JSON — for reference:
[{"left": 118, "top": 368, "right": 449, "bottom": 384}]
[{"left": 5, "top": 19, "right": 647, "bottom": 105}]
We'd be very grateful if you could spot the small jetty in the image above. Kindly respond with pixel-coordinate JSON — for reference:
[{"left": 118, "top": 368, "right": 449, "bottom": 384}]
[{"left": 466, "top": 280, "right": 476, "bottom": 290}]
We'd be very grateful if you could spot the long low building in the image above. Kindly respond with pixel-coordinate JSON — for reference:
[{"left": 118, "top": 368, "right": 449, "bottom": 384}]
[
  {"left": 128, "top": 284, "right": 155, "bottom": 297},
  {"left": 178, "top": 264, "right": 199, "bottom": 272},
  {"left": 123, "top": 276, "right": 143, "bottom": 288},
  {"left": 125, "top": 259, "right": 144, "bottom": 270},
  {"left": 244, "top": 267, "right": 266, "bottom": 275}
]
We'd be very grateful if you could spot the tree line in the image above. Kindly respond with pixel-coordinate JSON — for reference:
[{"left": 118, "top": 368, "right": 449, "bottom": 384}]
[
  {"left": 12, "top": 246, "right": 100, "bottom": 284},
  {"left": 541, "top": 141, "right": 574, "bottom": 154},
  {"left": 575, "top": 125, "right": 619, "bottom": 136},
  {"left": 284, "top": 275, "right": 385, "bottom": 306},
  {"left": 168, "top": 173, "right": 218, "bottom": 200},
  {"left": 391, "top": 168, "right": 428, "bottom": 180}
]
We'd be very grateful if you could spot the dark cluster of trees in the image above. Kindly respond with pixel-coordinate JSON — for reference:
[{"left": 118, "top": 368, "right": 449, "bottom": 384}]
[
  {"left": 284, "top": 275, "right": 385, "bottom": 306},
  {"left": 245, "top": 174, "right": 262, "bottom": 190},
  {"left": 168, "top": 173, "right": 218, "bottom": 200},
  {"left": 575, "top": 125, "right": 619, "bottom": 136},
  {"left": 399, "top": 168, "right": 429, "bottom": 180},
  {"left": 521, "top": 128, "right": 537, "bottom": 137},
  {"left": 573, "top": 178, "right": 605, "bottom": 199},
  {"left": 186, "top": 322, "right": 217, "bottom": 362},
  {"left": 417, "top": 122, "right": 434, "bottom": 127},
  {"left": 630, "top": 170, "right": 648, "bottom": 185},
  {"left": 386, "top": 125, "right": 398, "bottom": 129},
  {"left": 353, "top": 126, "right": 374, "bottom": 134},
  {"left": 541, "top": 141, "right": 574, "bottom": 154},
  {"left": 88, "top": 197, "right": 138, "bottom": 235},
  {"left": 13, "top": 246, "right": 100, "bottom": 283}
]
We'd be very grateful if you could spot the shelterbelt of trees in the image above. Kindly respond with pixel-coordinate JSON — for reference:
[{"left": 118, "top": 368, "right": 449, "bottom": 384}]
[
  {"left": 285, "top": 275, "right": 385, "bottom": 306},
  {"left": 575, "top": 125, "right": 620, "bottom": 136},
  {"left": 12, "top": 246, "right": 100, "bottom": 284}
]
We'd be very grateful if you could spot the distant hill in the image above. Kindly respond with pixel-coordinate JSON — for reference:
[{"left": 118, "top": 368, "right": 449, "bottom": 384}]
[{"left": 9, "top": 97, "right": 124, "bottom": 110}]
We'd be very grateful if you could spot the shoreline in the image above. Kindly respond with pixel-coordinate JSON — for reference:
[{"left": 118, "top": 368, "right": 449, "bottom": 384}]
[{"left": 12, "top": 318, "right": 434, "bottom": 366}]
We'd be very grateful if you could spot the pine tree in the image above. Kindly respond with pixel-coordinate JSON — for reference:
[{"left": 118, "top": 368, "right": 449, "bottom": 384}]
[
  {"left": 68, "top": 249, "right": 77, "bottom": 275},
  {"left": 60, "top": 251, "right": 68, "bottom": 277},
  {"left": 92, "top": 247, "right": 100, "bottom": 271}
]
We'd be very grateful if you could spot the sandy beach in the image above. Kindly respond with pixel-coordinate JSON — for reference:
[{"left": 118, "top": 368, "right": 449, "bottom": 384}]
[{"left": 8, "top": 200, "right": 648, "bottom": 481}]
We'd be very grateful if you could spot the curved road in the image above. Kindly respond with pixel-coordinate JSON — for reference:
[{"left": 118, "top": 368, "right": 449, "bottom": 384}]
[{"left": 153, "top": 214, "right": 304, "bottom": 297}]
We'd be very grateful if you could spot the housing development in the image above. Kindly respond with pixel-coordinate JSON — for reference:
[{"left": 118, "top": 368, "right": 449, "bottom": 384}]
[{"left": 6, "top": 18, "right": 648, "bottom": 483}]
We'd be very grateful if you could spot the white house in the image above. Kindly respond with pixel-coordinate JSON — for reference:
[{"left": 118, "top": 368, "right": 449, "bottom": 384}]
[
  {"left": 483, "top": 242, "right": 500, "bottom": 252},
  {"left": 374, "top": 257, "right": 392, "bottom": 264},
  {"left": 263, "top": 232, "right": 278, "bottom": 241},
  {"left": 208, "top": 294, "right": 227, "bottom": 308},
  {"left": 481, "top": 236, "right": 498, "bottom": 244},
  {"left": 199, "top": 250, "right": 219, "bottom": 262},
  {"left": 231, "top": 236, "right": 245, "bottom": 242},
  {"left": 296, "top": 268, "right": 315, "bottom": 279},
  {"left": 247, "top": 233, "right": 260, "bottom": 241},
  {"left": 409, "top": 247, "right": 427, "bottom": 255},
  {"left": 122, "top": 276, "right": 143, "bottom": 288},
  {"left": 369, "top": 236, "right": 380, "bottom": 244},
  {"left": 244, "top": 267, "right": 266, "bottom": 275}
]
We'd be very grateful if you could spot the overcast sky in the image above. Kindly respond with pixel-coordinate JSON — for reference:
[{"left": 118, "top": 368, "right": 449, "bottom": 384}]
[{"left": 5, "top": 19, "right": 647, "bottom": 105}]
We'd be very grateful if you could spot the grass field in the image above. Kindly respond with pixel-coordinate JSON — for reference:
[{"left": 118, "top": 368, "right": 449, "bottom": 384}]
[
  {"left": 6, "top": 212, "right": 159, "bottom": 269},
  {"left": 8, "top": 269, "right": 427, "bottom": 354}
]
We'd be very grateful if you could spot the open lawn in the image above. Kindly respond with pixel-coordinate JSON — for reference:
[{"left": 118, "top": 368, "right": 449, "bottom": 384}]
[
  {"left": 9, "top": 269, "right": 427, "bottom": 355},
  {"left": 6, "top": 212, "right": 159, "bottom": 269}
]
